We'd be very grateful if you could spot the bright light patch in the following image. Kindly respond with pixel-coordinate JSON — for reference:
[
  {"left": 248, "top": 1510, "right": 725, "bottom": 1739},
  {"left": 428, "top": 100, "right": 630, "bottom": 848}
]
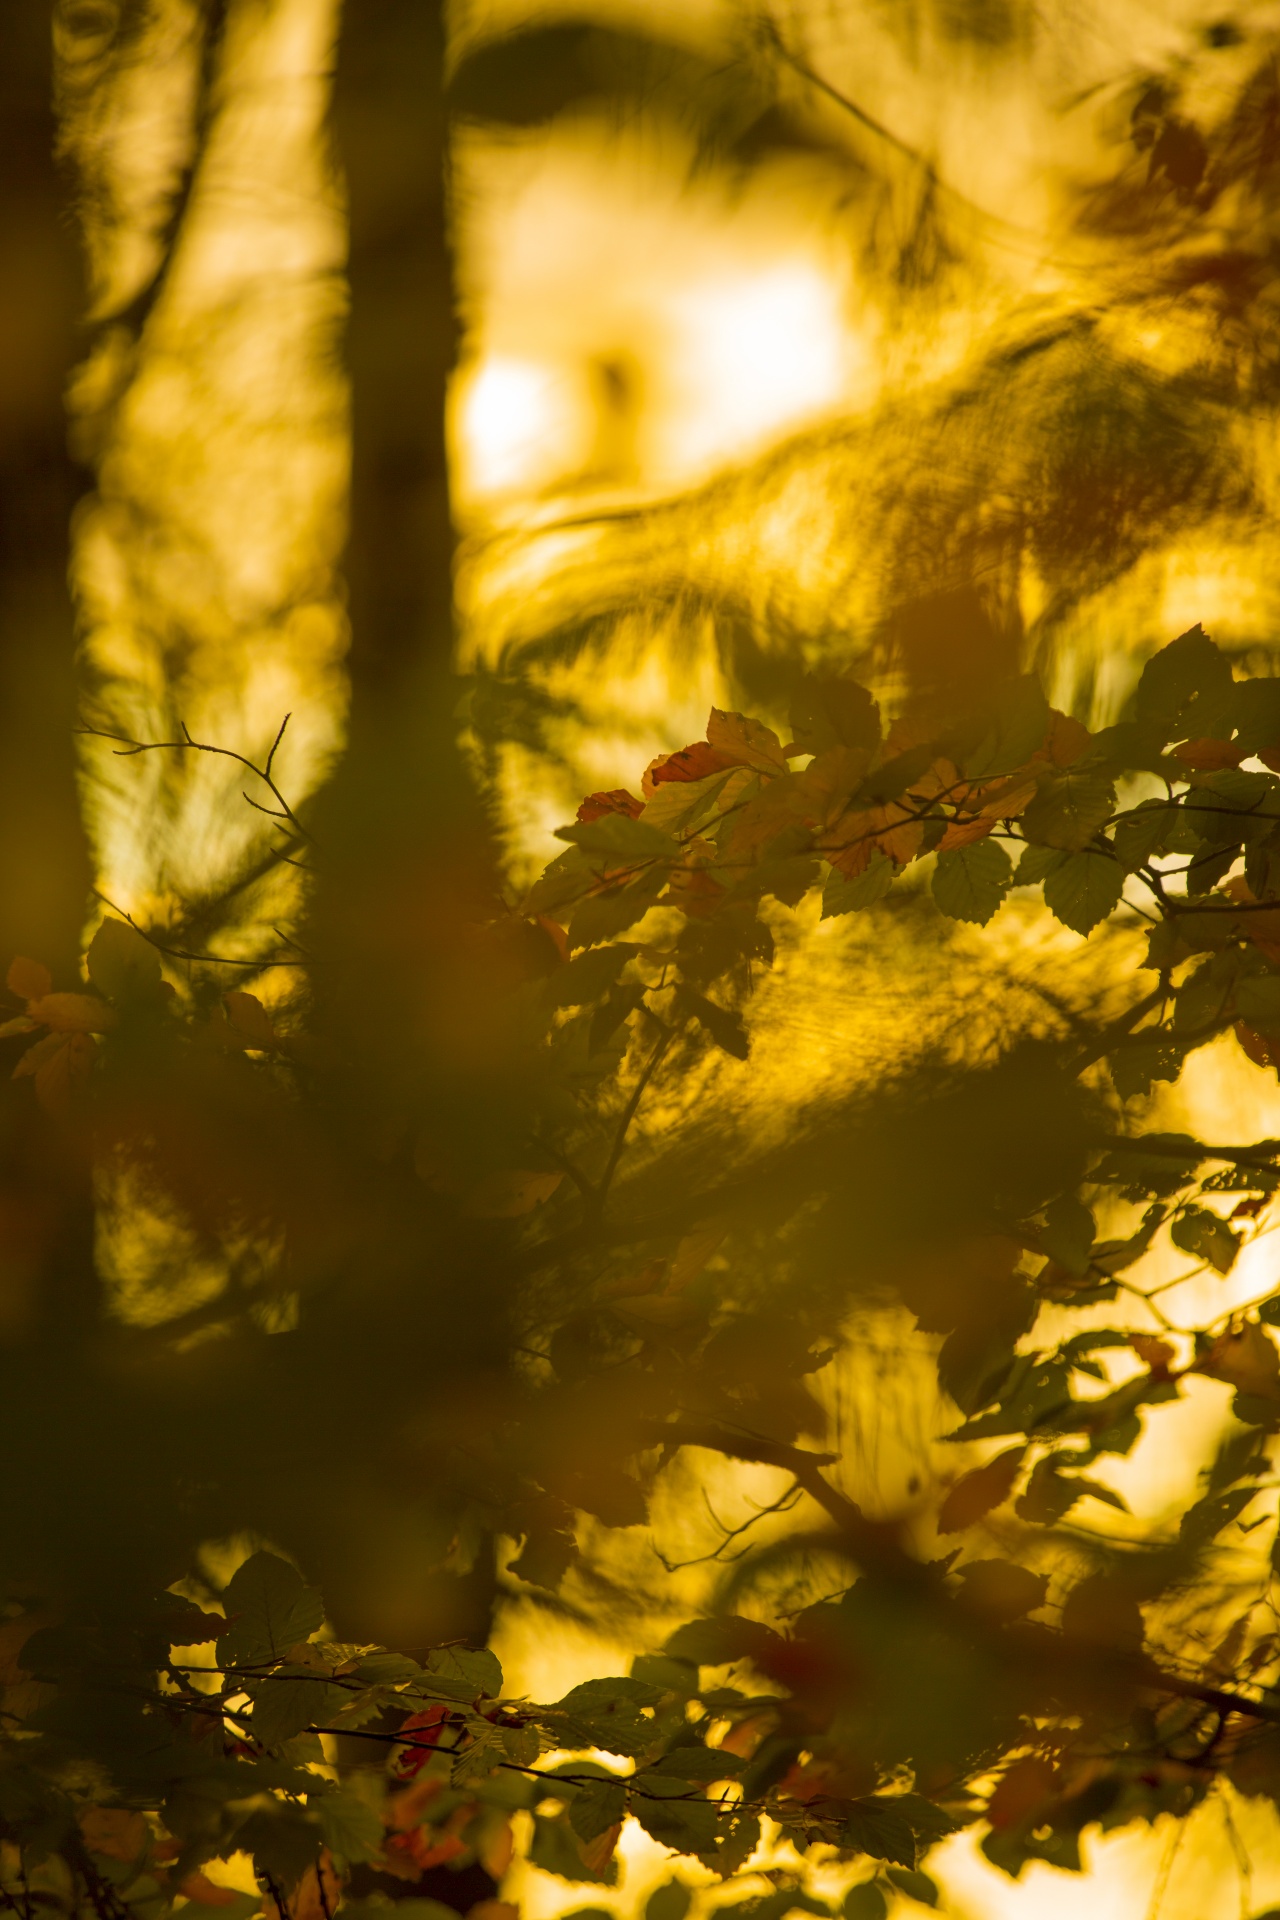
[
  {"left": 455, "top": 355, "right": 584, "bottom": 498},
  {"left": 659, "top": 261, "right": 851, "bottom": 476}
]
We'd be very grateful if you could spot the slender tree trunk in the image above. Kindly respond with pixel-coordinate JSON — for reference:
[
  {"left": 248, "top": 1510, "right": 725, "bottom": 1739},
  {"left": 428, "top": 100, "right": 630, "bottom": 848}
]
[
  {"left": 315, "top": 0, "right": 502, "bottom": 1652},
  {"left": 0, "top": 5, "right": 92, "bottom": 977}
]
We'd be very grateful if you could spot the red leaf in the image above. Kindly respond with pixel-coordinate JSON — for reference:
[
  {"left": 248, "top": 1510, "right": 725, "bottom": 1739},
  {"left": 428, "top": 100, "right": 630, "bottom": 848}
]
[
  {"left": 577, "top": 789, "right": 643, "bottom": 824},
  {"left": 641, "top": 742, "right": 735, "bottom": 796}
]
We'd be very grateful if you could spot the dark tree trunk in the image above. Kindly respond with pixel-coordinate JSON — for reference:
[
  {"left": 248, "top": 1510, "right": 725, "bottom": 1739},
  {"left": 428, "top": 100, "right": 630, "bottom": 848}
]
[
  {"left": 313, "top": 0, "right": 503, "bottom": 1652},
  {"left": 0, "top": 5, "right": 92, "bottom": 977}
]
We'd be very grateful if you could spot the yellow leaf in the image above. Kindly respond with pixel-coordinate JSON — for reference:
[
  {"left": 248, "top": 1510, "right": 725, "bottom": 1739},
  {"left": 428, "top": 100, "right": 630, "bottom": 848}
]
[
  {"left": 6, "top": 957, "right": 51, "bottom": 1002},
  {"left": 706, "top": 707, "right": 788, "bottom": 774},
  {"left": 26, "top": 992, "right": 116, "bottom": 1033}
]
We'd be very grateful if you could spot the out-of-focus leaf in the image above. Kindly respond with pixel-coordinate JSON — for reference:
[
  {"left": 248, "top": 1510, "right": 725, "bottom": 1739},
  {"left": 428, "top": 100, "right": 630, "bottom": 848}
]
[
  {"left": 86, "top": 918, "right": 163, "bottom": 1001},
  {"left": 6, "top": 957, "right": 51, "bottom": 1001},
  {"left": 937, "top": 1447, "right": 1025, "bottom": 1533}
]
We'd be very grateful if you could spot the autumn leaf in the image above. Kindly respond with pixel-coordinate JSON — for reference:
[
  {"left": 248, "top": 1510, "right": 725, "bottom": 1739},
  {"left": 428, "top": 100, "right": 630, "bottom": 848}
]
[
  {"left": 6, "top": 957, "right": 51, "bottom": 1002},
  {"left": 641, "top": 741, "right": 735, "bottom": 796},
  {"left": 706, "top": 707, "right": 788, "bottom": 774},
  {"left": 986, "top": 1758, "right": 1057, "bottom": 1830},
  {"left": 1235, "top": 1021, "right": 1280, "bottom": 1075},
  {"left": 80, "top": 1809, "right": 148, "bottom": 1863},
  {"left": 1191, "top": 1322, "right": 1280, "bottom": 1400},
  {"left": 937, "top": 1446, "right": 1026, "bottom": 1532},
  {"left": 1130, "top": 1334, "right": 1176, "bottom": 1379},
  {"left": 1173, "top": 737, "right": 1243, "bottom": 771},
  {"left": 26, "top": 992, "right": 115, "bottom": 1034},
  {"left": 1042, "top": 711, "right": 1093, "bottom": 767},
  {"left": 578, "top": 790, "right": 643, "bottom": 823}
]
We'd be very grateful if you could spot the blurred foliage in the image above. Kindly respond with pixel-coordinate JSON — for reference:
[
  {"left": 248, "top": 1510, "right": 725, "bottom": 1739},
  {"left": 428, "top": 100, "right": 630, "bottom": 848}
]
[
  {"left": 2, "top": 633, "right": 1280, "bottom": 1915},
  {"left": 14, "top": 5, "right": 1280, "bottom": 1919}
]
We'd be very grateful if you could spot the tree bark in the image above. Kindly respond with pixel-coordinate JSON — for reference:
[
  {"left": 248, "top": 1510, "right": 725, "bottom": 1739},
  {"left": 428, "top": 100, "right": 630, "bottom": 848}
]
[{"left": 0, "top": 4, "right": 93, "bottom": 976}]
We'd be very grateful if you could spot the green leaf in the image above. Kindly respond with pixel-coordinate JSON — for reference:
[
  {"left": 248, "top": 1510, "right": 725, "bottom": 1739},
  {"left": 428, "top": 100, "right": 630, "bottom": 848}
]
[
  {"left": 568, "top": 868, "right": 667, "bottom": 949},
  {"left": 1170, "top": 1206, "right": 1240, "bottom": 1273},
  {"left": 1134, "top": 624, "right": 1234, "bottom": 732},
  {"left": 663, "top": 1617, "right": 782, "bottom": 1667},
  {"left": 216, "top": 1553, "right": 324, "bottom": 1669},
  {"left": 235, "top": 1807, "right": 321, "bottom": 1890},
  {"left": 675, "top": 988, "right": 748, "bottom": 1058},
  {"left": 645, "top": 1880, "right": 693, "bottom": 1920},
  {"left": 837, "top": 1798, "right": 917, "bottom": 1868},
  {"left": 651, "top": 1747, "right": 744, "bottom": 1781},
  {"left": 423, "top": 1645, "right": 502, "bottom": 1700},
  {"left": 1111, "top": 800, "right": 1180, "bottom": 872},
  {"left": 567, "top": 1777, "right": 626, "bottom": 1844},
  {"left": 558, "top": 815, "right": 678, "bottom": 860},
  {"left": 1173, "top": 957, "right": 1235, "bottom": 1036},
  {"left": 962, "top": 675, "right": 1051, "bottom": 779},
  {"left": 886, "top": 1868, "right": 939, "bottom": 1908},
  {"left": 1232, "top": 676, "right": 1280, "bottom": 755},
  {"left": 313, "top": 1788, "right": 384, "bottom": 1865},
  {"left": 247, "top": 1670, "right": 348, "bottom": 1747},
  {"left": 821, "top": 851, "right": 894, "bottom": 917},
  {"left": 1042, "top": 848, "right": 1125, "bottom": 934},
  {"left": 548, "top": 945, "right": 634, "bottom": 1008},
  {"left": 1235, "top": 974, "right": 1280, "bottom": 1036},
  {"left": 86, "top": 918, "right": 164, "bottom": 1002},
  {"left": 1022, "top": 766, "right": 1116, "bottom": 851},
  {"left": 530, "top": 1811, "right": 618, "bottom": 1885},
  {"left": 1179, "top": 1485, "right": 1259, "bottom": 1552},
  {"left": 842, "top": 1889, "right": 887, "bottom": 1920},
  {"left": 1013, "top": 842, "right": 1067, "bottom": 886},
  {"left": 631, "top": 1776, "right": 721, "bottom": 1854},
  {"left": 931, "top": 840, "right": 1012, "bottom": 925},
  {"left": 525, "top": 846, "right": 594, "bottom": 917},
  {"left": 791, "top": 675, "right": 881, "bottom": 755}
]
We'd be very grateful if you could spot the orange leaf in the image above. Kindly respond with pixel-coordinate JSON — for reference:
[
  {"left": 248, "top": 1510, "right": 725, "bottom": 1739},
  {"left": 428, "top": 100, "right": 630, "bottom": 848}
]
[
  {"left": 1173, "top": 737, "right": 1244, "bottom": 771},
  {"left": 1235, "top": 1020, "right": 1280, "bottom": 1074},
  {"left": 1191, "top": 1322, "right": 1280, "bottom": 1400},
  {"left": 937, "top": 1446, "right": 1026, "bottom": 1533},
  {"left": 935, "top": 815, "right": 994, "bottom": 853},
  {"left": 26, "top": 992, "right": 115, "bottom": 1034},
  {"left": 175, "top": 1873, "right": 241, "bottom": 1907},
  {"left": 6, "top": 957, "right": 51, "bottom": 1002},
  {"left": 579, "top": 1823, "right": 622, "bottom": 1875},
  {"left": 642, "top": 742, "right": 734, "bottom": 796},
  {"left": 80, "top": 1809, "right": 147, "bottom": 1863},
  {"left": 986, "top": 1757, "right": 1057, "bottom": 1830},
  {"left": 1222, "top": 878, "right": 1280, "bottom": 965},
  {"left": 1044, "top": 711, "right": 1093, "bottom": 767},
  {"left": 706, "top": 707, "right": 788, "bottom": 774},
  {"left": 578, "top": 789, "right": 643, "bottom": 823},
  {"left": 1130, "top": 1334, "right": 1176, "bottom": 1379}
]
